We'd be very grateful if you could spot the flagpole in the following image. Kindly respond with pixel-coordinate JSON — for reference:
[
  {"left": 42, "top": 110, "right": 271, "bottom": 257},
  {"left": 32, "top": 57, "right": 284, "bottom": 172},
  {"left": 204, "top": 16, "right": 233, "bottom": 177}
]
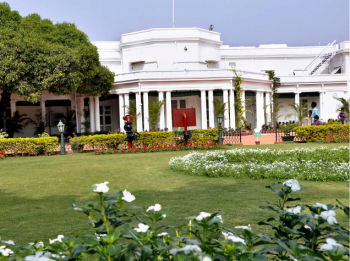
[{"left": 172, "top": 0, "right": 175, "bottom": 27}]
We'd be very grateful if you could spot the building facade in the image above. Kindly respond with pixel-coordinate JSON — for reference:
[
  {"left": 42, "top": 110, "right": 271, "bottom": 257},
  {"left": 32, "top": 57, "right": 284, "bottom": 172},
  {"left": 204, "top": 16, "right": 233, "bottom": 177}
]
[{"left": 7, "top": 28, "right": 350, "bottom": 136}]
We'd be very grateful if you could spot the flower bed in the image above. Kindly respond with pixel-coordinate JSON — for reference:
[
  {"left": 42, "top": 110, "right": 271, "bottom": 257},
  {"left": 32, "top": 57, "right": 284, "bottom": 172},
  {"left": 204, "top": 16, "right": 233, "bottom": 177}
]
[
  {"left": 169, "top": 147, "right": 350, "bottom": 181},
  {"left": 95, "top": 142, "right": 223, "bottom": 154},
  {"left": 1, "top": 180, "right": 349, "bottom": 260}
]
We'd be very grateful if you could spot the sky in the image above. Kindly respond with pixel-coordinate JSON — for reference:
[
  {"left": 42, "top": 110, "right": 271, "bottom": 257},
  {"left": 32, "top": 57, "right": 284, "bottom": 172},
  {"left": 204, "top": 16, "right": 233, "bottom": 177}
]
[{"left": 4, "top": 0, "right": 350, "bottom": 46}]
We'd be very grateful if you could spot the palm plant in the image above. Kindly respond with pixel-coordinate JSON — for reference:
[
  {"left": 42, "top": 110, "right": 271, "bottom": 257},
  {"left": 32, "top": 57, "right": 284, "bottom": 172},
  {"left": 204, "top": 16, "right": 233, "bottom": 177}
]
[
  {"left": 7, "top": 112, "right": 31, "bottom": 137},
  {"left": 148, "top": 99, "right": 164, "bottom": 131},
  {"left": 214, "top": 99, "right": 226, "bottom": 120},
  {"left": 335, "top": 97, "right": 349, "bottom": 115},
  {"left": 289, "top": 103, "right": 308, "bottom": 126}
]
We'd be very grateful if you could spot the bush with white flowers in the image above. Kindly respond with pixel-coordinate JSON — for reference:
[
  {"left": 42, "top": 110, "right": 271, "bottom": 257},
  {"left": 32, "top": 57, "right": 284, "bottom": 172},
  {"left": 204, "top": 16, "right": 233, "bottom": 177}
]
[
  {"left": 169, "top": 147, "right": 350, "bottom": 181},
  {"left": 0, "top": 180, "right": 348, "bottom": 260}
]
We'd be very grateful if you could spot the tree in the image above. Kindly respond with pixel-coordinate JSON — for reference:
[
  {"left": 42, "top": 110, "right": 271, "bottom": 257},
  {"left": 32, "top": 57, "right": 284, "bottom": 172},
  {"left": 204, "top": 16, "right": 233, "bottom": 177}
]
[
  {"left": 289, "top": 103, "right": 308, "bottom": 126},
  {"left": 335, "top": 97, "right": 349, "bottom": 115},
  {"left": 0, "top": 3, "right": 114, "bottom": 131},
  {"left": 265, "top": 70, "right": 281, "bottom": 128},
  {"left": 148, "top": 99, "right": 164, "bottom": 131}
]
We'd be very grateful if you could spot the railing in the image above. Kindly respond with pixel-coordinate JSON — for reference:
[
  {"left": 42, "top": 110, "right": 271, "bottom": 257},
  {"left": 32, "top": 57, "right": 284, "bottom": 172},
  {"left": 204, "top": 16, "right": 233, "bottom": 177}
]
[
  {"left": 223, "top": 128, "right": 301, "bottom": 145},
  {"left": 304, "top": 40, "right": 336, "bottom": 75}
]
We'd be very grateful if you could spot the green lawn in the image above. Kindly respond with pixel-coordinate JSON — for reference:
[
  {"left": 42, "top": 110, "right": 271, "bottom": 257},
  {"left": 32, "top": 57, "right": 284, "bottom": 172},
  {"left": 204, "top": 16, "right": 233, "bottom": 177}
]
[{"left": 0, "top": 143, "right": 348, "bottom": 243}]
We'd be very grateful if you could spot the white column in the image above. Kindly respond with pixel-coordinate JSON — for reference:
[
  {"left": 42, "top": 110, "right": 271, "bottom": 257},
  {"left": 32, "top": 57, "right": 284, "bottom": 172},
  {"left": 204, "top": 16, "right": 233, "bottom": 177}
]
[
  {"left": 136, "top": 92, "right": 143, "bottom": 132},
  {"left": 320, "top": 91, "right": 325, "bottom": 121},
  {"left": 295, "top": 92, "right": 300, "bottom": 121},
  {"left": 265, "top": 92, "right": 272, "bottom": 124},
  {"left": 94, "top": 96, "right": 100, "bottom": 132},
  {"left": 41, "top": 97, "right": 46, "bottom": 125},
  {"left": 10, "top": 99, "right": 16, "bottom": 117},
  {"left": 241, "top": 90, "right": 246, "bottom": 119},
  {"left": 256, "top": 91, "right": 264, "bottom": 131},
  {"left": 166, "top": 91, "right": 172, "bottom": 131},
  {"left": 118, "top": 94, "right": 124, "bottom": 131},
  {"left": 158, "top": 92, "right": 165, "bottom": 130},
  {"left": 79, "top": 97, "right": 85, "bottom": 133},
  {"left": 200, "top": 90, "right": 207, "bottom": 129},
  {"left": 143, "top": 92, "right": 149, "bottom": 131},
  {"left": 89, "top": 96, "right": 95, "bottom": 132},
  {"left": 223, "top": 90, "right": 229, "bottom": 128},
  {"left": 229, "top": 89, "right": 235, "bottom": 129},
  {"left": 208, "top": 90, "right": 215, "bottom": 128},
  {"left": 124, "top": 93, "right": 129, "bottom": 114}
]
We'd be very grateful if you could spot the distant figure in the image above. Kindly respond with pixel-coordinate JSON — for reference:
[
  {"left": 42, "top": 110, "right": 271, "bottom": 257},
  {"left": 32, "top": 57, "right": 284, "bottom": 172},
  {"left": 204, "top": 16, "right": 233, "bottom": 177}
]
[
  {"left": 311, "top": 102, "right": 319, "bottom": 124},
  {"left": 307, "top": 110, "right": 312, "bottom": 126},
  {"left": 312, "top": 115, "right": 320, "bottom": 125},
  {"left": 338, "top": 107, "right": 347, "bottom": 124}
]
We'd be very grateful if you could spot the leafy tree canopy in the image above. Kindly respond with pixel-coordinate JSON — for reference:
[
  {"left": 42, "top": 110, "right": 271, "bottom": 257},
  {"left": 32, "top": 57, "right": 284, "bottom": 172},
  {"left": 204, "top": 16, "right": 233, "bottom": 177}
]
[{"left": 0, "top": 2, "right": 114, "bottom": 103}]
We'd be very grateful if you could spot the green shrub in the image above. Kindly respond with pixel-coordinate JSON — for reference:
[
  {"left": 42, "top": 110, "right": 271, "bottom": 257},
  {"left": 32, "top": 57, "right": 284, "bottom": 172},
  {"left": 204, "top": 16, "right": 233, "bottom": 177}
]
[
  {"left": 0, "top": 137, "right": 59, "bottom": 156},
  {"left": 70, "top": 129, "right": 219, "bottom": 152},
  {"left": 294, "top": 124, "right": 350, "bottom": 142},
  {"left": 70, "top": 134, "right": 126, "bottom": 152}
]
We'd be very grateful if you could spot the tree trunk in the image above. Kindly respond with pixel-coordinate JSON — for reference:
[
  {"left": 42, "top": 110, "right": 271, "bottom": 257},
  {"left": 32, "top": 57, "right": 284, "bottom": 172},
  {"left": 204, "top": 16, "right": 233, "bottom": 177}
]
[{"left": 0, "top": 90, "right": 11, "bottom": 131}]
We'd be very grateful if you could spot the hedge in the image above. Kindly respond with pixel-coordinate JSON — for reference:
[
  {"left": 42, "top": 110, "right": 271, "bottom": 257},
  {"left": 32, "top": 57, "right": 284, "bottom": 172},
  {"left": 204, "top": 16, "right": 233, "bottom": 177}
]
[
  {"left": 294, "top": 124, "right": 350, "bottom": 142},
  {"left": 70, "top": 129, "right": 219, "bottom": 152},
  {"left": 0, "top": 137, "right": 59, "bottom": 156}
]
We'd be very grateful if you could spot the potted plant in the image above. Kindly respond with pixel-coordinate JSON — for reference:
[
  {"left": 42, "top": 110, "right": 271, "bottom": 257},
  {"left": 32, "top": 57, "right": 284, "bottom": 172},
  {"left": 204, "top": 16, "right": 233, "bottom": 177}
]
[{"left": 281, "top": 123, "right": 298, "bottom": 141}]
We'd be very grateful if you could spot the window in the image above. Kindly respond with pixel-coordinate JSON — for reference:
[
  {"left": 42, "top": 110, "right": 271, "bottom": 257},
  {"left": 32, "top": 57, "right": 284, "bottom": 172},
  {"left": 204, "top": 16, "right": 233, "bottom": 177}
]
[
  {"left": 180, "top": 100, "right": 186, "bottom": 108},
  {"left": 100, "top": 105, "right": 112, "bottom": 131},
  {"left": 172, "top": 100, "right": 186, "bottom": 109},
  {"left": 130, "top": 61, "right": 145, "bottom": 71},
  {"left": 206, "top": 61, "right": 219, "bottom": 68}
]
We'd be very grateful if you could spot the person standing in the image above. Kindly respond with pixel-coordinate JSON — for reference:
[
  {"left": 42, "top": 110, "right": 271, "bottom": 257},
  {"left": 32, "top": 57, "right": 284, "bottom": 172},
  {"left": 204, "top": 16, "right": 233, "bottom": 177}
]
[
  {"left": 337, "top": 107, "right": 347, "bottom": 124},
  {"left": 311, "top": 102, "right": 319, "bottom": 124},
  {"left": 307, "top": 110, "right": 312, "bottom": 126}
]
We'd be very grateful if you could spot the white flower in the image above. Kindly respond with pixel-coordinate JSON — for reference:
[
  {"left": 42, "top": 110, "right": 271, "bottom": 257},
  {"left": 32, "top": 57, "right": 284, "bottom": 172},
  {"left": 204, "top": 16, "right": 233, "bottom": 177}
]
[
  {"left": 1, "top": 240, "right": 14, "bottom": 245},
  {"left": 134, "top": 223, "right": 149, "bottom": 233},
  {"left": 195, "top": 212, "right": 211, "bottom": 221},
  {"left": 25, "top": 251, "right": 53, "bottom": 261},
  {"left": 161, "top": 214, "right": 167, "bottom": 219},
  {"left": 283, "top": 179, "right": 301, "bottom": 192},
  {"left": 304, "top": 225, "right": 311, "bottom": 230},
  {"left": 285, "top": 206, "right": 302, "bottom": 215},
  {"left": 235, "top": 224, "right": 252, "bottom": 231},
  {"left": 35, "top": 241, "right": 44, "bottom": 248},
  {"left": 314, "top": 203, "right": 328, "bottom": 210},
  {"left": 146, "top": 203, "right": 161, "bottom": 212},
  {"left": 92, "top": 181, "right": 109, "bottom": 193},
  {"left": 211, "top": 215, "right": 223, "bottom": 224},
  {"left": 49, "top": 235, "right": 64, "bottom": 244},
  {"left": 320, "top": 210, "right": 337, "bottom": 225},
  {"left": 122, "top": 190, "right": 135, "bottom": 202},
  {"left": 201, "top": 256, "right": 212, "bottom": 261},
  {"left": 0, "top": 245, "right": 13, "bottom": 256},
  {"left": 223, "top": 232, "right": 246, "bottom": 245},
  {"left": 170, "top": 244, "right": 202, "bottom": 255},
  {"left": 320, "top": 238, "right": 343, "bottom": 251},
  {"left": 157, "top": 232, "right": 168, "bottom": 237}
]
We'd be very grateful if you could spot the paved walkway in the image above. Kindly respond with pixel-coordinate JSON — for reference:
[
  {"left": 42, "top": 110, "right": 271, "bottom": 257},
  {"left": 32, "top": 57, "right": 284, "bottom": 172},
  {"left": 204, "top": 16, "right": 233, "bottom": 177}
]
[{"left": 224, "top": 133, "right": 280, "bottom": 145}]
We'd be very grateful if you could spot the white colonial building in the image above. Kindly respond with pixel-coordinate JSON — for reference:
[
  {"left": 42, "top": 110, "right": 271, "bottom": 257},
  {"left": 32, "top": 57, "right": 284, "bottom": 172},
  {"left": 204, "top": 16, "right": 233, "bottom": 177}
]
[{"left": 9, "top": 28, "right": 350, "bottom": 136}]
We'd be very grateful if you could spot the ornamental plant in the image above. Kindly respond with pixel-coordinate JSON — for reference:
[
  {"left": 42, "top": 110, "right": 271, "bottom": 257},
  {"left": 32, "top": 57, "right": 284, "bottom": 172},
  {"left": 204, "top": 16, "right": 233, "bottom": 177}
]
[
  {"left": 0, "top": 151, "right": 5, "bottom": 160},
  {"left": 169, "top": 147, "right": 350, "bottom": 181},
  {"left": 0, "top": 180, "right": 348, "bottom": 260}
]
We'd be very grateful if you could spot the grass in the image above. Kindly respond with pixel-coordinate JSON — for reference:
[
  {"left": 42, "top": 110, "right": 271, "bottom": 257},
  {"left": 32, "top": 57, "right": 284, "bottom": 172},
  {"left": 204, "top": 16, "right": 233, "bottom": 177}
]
[{"left": 0, "top": 142, "right": 348, "bottom": 243}]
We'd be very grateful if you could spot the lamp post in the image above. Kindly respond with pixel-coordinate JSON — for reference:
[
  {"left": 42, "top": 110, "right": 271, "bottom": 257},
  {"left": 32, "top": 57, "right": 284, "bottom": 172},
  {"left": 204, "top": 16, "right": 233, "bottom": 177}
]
[
  {"left": 57, "top": 120, "right": 65, "bottom": 155},
  {"left": 217, "top": 114, "right": 223, "bottom": 144}
]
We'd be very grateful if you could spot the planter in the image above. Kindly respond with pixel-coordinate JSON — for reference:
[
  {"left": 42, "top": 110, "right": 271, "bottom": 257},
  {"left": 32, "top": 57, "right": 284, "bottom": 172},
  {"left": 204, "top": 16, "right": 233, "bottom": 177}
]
[
  {"left": 255, "top": 140, "right": 260, "bottom": 145},
  {"left": 282, "top": 135, "right": 295, "bottom": 142}
]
